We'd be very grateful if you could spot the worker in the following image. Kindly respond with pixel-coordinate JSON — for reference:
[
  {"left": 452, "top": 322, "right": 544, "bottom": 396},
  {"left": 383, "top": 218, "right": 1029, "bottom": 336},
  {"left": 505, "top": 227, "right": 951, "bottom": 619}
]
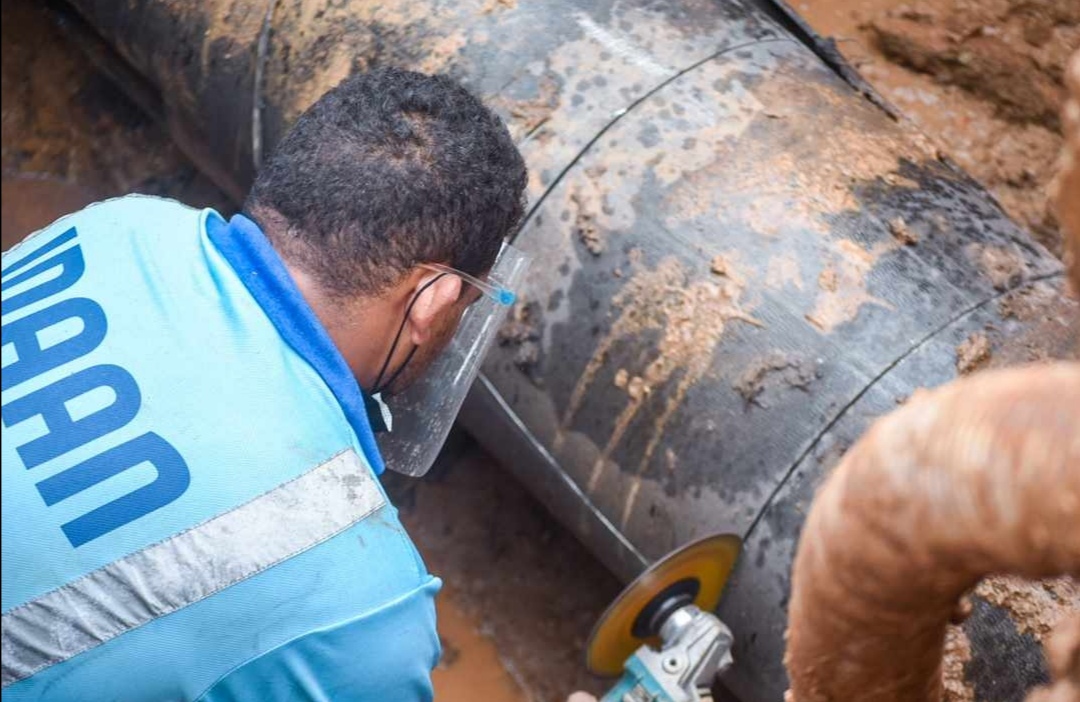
[{"left": 1, "top": 68, "right": 527, "bottom": 700}]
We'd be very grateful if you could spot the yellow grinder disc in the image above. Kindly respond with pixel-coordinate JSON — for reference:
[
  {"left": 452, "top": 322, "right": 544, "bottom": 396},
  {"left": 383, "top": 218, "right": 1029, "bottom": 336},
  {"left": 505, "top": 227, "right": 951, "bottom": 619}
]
[{"left": 585, "top": 533, "right": 742, "bottom": 677}]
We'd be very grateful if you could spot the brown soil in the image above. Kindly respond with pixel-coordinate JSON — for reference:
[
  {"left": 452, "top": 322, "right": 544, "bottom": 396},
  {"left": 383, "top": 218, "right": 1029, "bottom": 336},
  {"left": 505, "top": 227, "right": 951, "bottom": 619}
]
[
  {"left": 1061, "top": 52, "right": 1080, "bottom": 292},
  {"left": 0, "top": 2, "right": 230, "bottom": 215},
  {"left": 430, "top": 584, "right": 532, "bottom": 702},
  {"left": 798, "top": 0, "right": 1080, "bottom": 256},
  {"left": 1, "top": 177, "right": 98, "bottom": 250},
  {"left": 888, "top": 216, "right": 919, "bottom": 245}
]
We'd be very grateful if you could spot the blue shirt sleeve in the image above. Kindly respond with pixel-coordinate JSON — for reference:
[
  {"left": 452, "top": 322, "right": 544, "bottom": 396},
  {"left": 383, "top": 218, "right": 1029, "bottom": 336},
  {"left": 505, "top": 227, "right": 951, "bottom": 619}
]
[{"left": 197, "top": 578, "right": 442, "bottom": 702}]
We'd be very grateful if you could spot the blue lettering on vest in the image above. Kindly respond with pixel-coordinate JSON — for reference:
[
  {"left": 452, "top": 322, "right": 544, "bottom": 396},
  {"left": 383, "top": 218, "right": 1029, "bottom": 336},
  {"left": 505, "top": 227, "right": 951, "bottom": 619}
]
[
  {"left": 2, "top": 229, "right": 85, "bottom": 314},
  {"left": 1, "top": 226, "right": 77, "bottom": 278},
  {"left": 36, "top": 432, "right": 191, "bottom": 547},
  {"left": 2, "top": 226, "right": 190, "bottom": 547},
  {"left": 1, "top": 297, "right": 108, "bottom": 391},
  {"left": 3, "top": 364, "right": 142, "bottom": 468}
]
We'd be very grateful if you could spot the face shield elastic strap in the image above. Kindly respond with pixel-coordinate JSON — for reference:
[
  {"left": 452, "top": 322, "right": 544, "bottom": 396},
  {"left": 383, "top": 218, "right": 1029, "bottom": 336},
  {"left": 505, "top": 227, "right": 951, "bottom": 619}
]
[{"left": 370, "top": 272, "right": 448, "bottom": 397}]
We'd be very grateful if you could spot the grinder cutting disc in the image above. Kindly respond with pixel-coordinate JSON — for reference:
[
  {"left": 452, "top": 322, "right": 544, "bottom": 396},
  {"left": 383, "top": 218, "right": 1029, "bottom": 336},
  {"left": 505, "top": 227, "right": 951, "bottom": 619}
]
[{"left": 586, "top": 534, "right": 741, "bottom": 677}]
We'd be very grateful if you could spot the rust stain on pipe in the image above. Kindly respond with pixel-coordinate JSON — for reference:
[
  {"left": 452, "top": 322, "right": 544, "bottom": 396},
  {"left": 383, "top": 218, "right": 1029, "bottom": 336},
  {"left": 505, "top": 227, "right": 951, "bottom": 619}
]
[{"left": 784, "top": 363, "right": 1080, "bottom": 702}]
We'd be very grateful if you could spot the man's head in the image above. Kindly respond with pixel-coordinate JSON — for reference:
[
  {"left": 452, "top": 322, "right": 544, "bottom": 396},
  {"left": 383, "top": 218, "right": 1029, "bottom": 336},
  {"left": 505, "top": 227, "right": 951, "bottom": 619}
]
[{"left": 245, "top": 68, "right": 527, "bottom": 391}]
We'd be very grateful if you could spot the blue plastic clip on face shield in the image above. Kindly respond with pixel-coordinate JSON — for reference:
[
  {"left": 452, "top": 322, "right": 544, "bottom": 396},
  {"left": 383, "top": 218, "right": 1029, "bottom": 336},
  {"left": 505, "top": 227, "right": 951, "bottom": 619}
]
[{"left": 418, "top": 262, "right": 517, "bottom": 307}]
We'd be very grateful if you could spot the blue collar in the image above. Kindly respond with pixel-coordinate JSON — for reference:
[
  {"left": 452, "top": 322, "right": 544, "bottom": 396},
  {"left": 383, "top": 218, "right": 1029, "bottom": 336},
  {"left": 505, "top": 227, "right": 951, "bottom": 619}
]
[{"left": 206, "top": 212, "right": 385, "bottom": 475}]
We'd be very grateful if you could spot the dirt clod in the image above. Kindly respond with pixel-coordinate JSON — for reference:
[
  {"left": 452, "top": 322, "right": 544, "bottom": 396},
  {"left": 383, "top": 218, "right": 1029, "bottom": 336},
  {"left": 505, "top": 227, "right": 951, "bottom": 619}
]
[
  {"left": 889, "top": 216, "right": 919, "bottom": 245},
  {"left": 480, "top": 0, "right": 517, "bottom": 14},
  {"left": 578, "top": 221, "right": 603, "bottom": 256},
  {"left": 818, "top": 268, "right": 839, "bottom": 292},
  {"left": 626, "top": 375, "right": 649, "bottom": 401},
  {"left": 974, "top": 575, "right": 1080, "bottom": 642},
  {"left": 570, "top": 191, "right": 604, "bottom": 256},
  {"left": 943, "top": 625, "right": 976, "bottom": 702},
  {"left": 975, "top": 244, "right": 1029, "bottom": 290},
  {"left": 735, "top": 354, "right": 818, "bottom": 407},
  {"left": 950, "top": 595, "right": 974, "bottom": 625},
  {"left": 955, "top": 332, "right": 992, "bottom": 375}
]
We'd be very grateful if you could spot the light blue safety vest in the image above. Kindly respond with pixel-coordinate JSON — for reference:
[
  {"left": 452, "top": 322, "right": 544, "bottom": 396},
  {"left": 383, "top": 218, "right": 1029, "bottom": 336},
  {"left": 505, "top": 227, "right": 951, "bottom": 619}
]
[{"left": 1, "top": 195, "right": 441, "bottom": 701}]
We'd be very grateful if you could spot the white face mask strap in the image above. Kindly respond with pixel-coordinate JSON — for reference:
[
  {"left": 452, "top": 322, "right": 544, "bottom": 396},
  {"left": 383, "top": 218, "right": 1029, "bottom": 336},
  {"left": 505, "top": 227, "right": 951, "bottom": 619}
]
[{"left": 371, "top": 393, "right": 394, "bottom": 432}]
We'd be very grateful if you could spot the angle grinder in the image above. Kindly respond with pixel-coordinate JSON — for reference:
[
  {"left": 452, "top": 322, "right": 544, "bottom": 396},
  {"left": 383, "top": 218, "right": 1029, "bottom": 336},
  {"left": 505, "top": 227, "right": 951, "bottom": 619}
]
[{"left": 586, "top": 534, "right": 742, "bottom": 702}]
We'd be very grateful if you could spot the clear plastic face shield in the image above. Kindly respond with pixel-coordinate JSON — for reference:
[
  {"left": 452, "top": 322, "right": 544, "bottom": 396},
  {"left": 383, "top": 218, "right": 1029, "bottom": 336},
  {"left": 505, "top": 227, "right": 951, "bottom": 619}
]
[{"left": 376, "top": 242, "right": 530, "bottom": 477}]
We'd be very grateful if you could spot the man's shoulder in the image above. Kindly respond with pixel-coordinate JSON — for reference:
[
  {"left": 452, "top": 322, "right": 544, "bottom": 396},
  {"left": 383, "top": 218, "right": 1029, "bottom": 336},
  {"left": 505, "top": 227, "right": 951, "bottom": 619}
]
[
  {"left": 74, "top": 193, "right": 205, "bottom": 221},
  {"left": 67, "top": 194, "right": 210, "bottom": 247},
  {"left": 1, "top": 195, "right": 364, "bottom": 610},
  {"left": 3, "top": 194, "right": 204, "bottom": 254},
  {"left": 195, "top": 503, "right": 441, "bottom": 702}
]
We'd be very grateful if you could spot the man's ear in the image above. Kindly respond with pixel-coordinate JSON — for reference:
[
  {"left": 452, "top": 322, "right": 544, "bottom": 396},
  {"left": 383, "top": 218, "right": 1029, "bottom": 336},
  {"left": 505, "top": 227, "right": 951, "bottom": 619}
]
[{"left": 407, "top": 273, "right": 463, "bottom": 345}]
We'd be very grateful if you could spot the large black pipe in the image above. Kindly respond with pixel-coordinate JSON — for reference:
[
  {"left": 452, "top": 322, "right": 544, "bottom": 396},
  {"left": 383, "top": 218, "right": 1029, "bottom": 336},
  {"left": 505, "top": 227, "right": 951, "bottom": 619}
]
[{"left": 59, "top": 1, "right": 1078, "bottom": 699}]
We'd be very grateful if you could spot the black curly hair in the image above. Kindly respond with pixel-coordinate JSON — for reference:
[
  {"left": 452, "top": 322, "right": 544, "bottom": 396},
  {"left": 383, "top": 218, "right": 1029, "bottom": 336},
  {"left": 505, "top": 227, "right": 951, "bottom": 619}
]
[{"left": 246, "top": 68, "right": 527, "bottom": 298}]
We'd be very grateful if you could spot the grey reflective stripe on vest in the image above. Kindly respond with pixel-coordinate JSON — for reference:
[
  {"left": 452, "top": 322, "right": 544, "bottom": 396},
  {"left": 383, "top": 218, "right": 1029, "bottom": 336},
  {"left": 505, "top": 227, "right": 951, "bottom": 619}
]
[{"left": 1, "top": 449, "right": 385, "bottom": 687}]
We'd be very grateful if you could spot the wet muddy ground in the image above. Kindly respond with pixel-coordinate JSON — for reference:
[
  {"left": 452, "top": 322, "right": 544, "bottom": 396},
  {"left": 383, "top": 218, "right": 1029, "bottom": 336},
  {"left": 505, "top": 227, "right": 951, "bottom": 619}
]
[
  {"left": 3, "top": 1, "right": 1075, "bottom": 701},
  {"left": 797, "top": 0, "right": 1078, "bottom": 256}
]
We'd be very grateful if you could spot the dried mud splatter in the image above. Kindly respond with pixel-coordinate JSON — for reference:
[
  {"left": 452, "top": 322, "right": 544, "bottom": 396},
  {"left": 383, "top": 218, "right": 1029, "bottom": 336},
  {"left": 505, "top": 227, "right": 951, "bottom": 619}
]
[
  {"left": 955, "top": 332, "right": 992, "bottom": 375},
  {"left": 558, "top": 256, "right": 761, "bottom": 526},
  {"left": 806, "top": 240, "right": 898, "bottom": 332},
  {"left": 734, "top": 353, "right": 818, "bottom": 408},
  {"left": 974, "top": 575, "right": 1080, "bottom": 642},
  {"left": 942, "top": 625, "right": 976, "bottom": 702}
]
